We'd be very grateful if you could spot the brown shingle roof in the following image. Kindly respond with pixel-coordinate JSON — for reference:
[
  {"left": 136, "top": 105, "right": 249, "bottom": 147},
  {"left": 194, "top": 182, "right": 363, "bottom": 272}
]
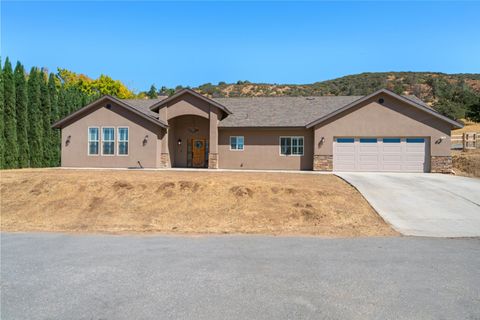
[
  {"left": 120, "top": 93, "right": 441, "bottom": 128},
  {"left": 122, "top": 97, "right": 168, "bottom": 119},
  {"left": 214, "top": 96, "right": 361, "bottom": 127}
]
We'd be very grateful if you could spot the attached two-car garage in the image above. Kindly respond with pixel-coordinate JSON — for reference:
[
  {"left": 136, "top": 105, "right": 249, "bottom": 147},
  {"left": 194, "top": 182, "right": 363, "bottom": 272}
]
[{"left": 333, "top": 137, "right": 428, "bottom": 172}]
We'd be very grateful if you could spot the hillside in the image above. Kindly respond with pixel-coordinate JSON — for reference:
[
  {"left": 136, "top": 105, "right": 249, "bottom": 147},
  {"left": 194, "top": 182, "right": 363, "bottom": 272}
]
[
  {"left": 194, "top": 72, "right": 480, "bottom": 101},
  {"left": 187, "top": 72, "right": 480, "bottom": 121}
]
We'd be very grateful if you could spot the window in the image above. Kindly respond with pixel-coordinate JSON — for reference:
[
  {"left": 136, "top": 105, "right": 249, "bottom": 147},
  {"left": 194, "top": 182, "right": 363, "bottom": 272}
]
[
  {"left": 337, "top": 138, "right": 354, "bottom": 143},
  {"left": 280, "top": 136, "right": 304, "bottom": 156},
  {"left": 407, "top": 138, "right": 425, "bottom": 143},
  {"left": 230, "top": 136, "right": 244, "bottom": 150},
  {"left": 102, "top": 127, "right": 115, "bottom": 155},
  {"left": 88, "top": 127, "right": 99, "bottom": 155},
  {"left": 118, "top": 127, "right": 129, "bottom": 155},
  {"left": 383, "top": 138, "right": 401, "bottom": 143},
  {"left": 360, "top": 138, "right": 377, "bottom": 143}
]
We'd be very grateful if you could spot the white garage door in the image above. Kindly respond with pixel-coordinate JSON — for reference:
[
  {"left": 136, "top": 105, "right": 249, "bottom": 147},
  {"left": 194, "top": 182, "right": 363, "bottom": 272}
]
[{"left": 333, "top": 137, "right": 427, "bottom": 172}]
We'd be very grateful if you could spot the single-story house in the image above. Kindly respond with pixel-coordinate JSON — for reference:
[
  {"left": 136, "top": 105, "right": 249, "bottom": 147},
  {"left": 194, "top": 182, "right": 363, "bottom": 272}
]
[{"left": 52, "top": 88, "right": 463, "bottom": 173}]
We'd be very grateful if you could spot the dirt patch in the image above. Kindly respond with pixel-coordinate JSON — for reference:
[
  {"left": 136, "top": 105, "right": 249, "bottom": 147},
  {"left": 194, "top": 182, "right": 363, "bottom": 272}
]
[
  {"left": 178, "top": 181, "right": 201, "bottom": 192},
  {"left": 0, "top": 169, "right": 398, "bottom": 237},
  {"left": 230, "top": 186, "right": 254, "bottom": 198},
  {"left": 157, "top": 182, "right": 175, "bottom": 191},
  {"left": 113, "top": 180, "right": 134, "bottom": 191}
]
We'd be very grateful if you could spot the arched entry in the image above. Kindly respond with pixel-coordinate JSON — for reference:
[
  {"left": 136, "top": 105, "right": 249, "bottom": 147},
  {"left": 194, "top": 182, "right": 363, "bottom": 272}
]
[{"left": 168, "top": 115, "right": 210, "bottom": 168}]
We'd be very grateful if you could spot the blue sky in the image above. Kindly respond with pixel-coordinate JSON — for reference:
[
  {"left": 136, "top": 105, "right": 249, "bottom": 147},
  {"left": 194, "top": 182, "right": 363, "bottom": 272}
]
[{"left": 2, "top": 1, "right": 479, "bottom": 92}]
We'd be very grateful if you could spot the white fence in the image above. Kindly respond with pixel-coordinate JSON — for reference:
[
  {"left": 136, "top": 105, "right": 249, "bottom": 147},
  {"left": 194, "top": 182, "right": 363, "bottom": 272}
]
[{"left": 451, "top": 132, "right": 479, "bottom": 150}]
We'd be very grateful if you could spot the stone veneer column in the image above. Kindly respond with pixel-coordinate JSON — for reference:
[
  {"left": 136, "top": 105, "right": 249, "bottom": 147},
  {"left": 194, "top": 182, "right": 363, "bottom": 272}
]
[
  {"left": 313, "top": 155, "right": 333, "bottom": 171},
  {"left": 159, "top": 107, "right": 170, "bottom": 168},
  {"left": 431, "top": 156, "right": 452, "bottom": 173},
  {"left": 159, "top": 128, "right": 170, "bottom": 168},
  {"left": 208, "top": 108, "right": 219, "bottom": 169},
  {"left": 313, "top": 126, "right": 332, "bottom": 171}
]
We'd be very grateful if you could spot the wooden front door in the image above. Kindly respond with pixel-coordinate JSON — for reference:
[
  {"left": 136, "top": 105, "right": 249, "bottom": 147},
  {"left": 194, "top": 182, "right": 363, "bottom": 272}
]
[{"left": 192, "top": 139, "right": 206, "bottom": 168}]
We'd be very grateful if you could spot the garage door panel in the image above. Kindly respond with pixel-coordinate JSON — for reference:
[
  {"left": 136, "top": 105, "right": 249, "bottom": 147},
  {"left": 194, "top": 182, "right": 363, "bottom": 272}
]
[
  {"left": 336, "top": 146, "right": 355, "bottom": 153},
  {"left": 382, "top": 164, "right": 403, "bottom": 171},
  {"left": 333, "top": 137, "right": 427, "bottom": 172},
  {"left": 337, "top": 155, "right": 355, "bottom": 162},
  {"left": 406, "top": 146, "right": 424, "bottom": 152},
  {"left": 383, "top": 154, "right": 402, "bottom": 162},
  {"left": 406, "top": 154, "right": 424, "bottom": 161},
  {"left": 359, "top": 154, "right": 379, "bottom": 162},
  {"left": 359, "top": 146, "right": 378, "bottom": 152},
  {"left": 359, "top": 164, "right": 380, "bottom": 171},
  {"left": 383, "top": 145, "right": 402, "bottom": 153}
]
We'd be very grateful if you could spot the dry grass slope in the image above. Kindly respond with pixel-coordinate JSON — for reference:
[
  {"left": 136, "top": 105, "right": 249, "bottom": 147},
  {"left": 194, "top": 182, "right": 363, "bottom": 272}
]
[
  {"left": 0, "top": 169, "right": 397, "bottom": 237},
  {"left": 453, "top": 150, "right": 480, "bottom": 178}
]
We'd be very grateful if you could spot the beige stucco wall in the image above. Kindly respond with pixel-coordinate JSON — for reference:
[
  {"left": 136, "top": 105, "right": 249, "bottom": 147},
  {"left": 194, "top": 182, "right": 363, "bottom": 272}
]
[
  {"left": 218, "top": 128, "right": 314, "bottom": 170},
  {"left": 313, "top": 95, "right": 452, "bottom": 157},
  {"left": 161, "top": 94, "right": 211, "bottom": 121},
  {"left": 60, "top": 102, "right": 163, "bottom": 168}
]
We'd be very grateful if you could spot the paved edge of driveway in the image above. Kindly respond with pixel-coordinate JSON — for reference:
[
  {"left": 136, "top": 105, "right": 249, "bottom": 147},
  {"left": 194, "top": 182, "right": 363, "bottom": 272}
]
[
  {"left": 335, "top": 173, "right": 480, "bottom": 238},
  {"left": 334, "top": 174, "right": 406, "bottom": 236}
]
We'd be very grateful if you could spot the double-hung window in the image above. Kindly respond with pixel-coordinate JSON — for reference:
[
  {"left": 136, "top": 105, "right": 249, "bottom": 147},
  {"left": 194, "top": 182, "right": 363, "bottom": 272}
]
[
  {"left": 118, "top": 127, "right": 129, "bottom": 155},
  {"left": 102, "top": 127, "right": 115, "bottom": 155},
  {"left": 88, "top": 127, "right": 99, "bottom": 155},
  {"left": 230, "top": 136, "right": 244, "bottom": 151},
  {"left": 280, "top": 136, "right": 304, "bottom": 156}
]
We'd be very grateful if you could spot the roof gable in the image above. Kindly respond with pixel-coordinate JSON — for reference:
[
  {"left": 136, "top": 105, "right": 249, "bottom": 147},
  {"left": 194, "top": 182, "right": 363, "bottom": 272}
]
[
  {"left": 305, "top": 89, "right": 463, "bottom": 129},
  {"left": 149, "top": 88, "right": 232, "bottom": 115},
  {"left": 51, "top": 95, "right": 168, "bottom": 129}
]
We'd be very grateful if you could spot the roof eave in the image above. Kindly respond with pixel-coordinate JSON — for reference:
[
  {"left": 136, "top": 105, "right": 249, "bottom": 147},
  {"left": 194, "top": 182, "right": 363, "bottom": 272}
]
[{"left": 51, "top": 95, "right": 168, "bottom": 129}]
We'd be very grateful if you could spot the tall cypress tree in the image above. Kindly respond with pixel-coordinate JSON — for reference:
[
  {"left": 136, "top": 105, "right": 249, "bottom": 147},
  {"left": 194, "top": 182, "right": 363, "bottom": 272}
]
[
  {"left": 57, "top": 85, "right": 67, "bottom": 119},
  {"left": 3, "top": 57, "right": 19, "bottom": 168},
  {"left": 0, "top": 58, "right": 4, "bottom": 169},
  {"left": 27, "top": 67, "right": 43, "bottom": 167},
  {"left": 48, "top": 73, "right": 60, "bottom": 166},
  {"left": 15, "top": 61, "right": 29, "bottom": 168},
  {"left": 39, "top": 69, "right": 51, "bottom": 166}
]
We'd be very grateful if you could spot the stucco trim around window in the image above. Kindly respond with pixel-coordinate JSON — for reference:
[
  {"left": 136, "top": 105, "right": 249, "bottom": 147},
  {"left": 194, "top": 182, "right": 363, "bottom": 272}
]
[
  {"left": 117, "top": 127, "right": 129, "bottom": 156},
  {"left": 279, "top": 136, "right": 304, "bottom": 156},
  {"left": 101, "top": 127, "right": 115, "bottom": 156},
  {"left": 87, "top": 126, "right": 99, "bottom": 156},
  {"left": 229, "top": 136, "right": 244, "bottom": 151}
]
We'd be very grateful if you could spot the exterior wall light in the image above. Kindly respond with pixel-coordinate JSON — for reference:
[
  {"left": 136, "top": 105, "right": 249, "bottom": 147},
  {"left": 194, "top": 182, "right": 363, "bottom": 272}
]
[
  {"left": 435, "top": 136, "right": 447, "bottom": 144},
  {"left": 177, "top": 139, "right": 182, "bottom": 145},
  {"left": 318, "top": 137, "right": 325, "bottom": 148},
  {"left": 143, "top": 135, "right": 149, "bottom": 146},
  {"left": 66, "top": 135, "right": 71, "bottom": 146}
]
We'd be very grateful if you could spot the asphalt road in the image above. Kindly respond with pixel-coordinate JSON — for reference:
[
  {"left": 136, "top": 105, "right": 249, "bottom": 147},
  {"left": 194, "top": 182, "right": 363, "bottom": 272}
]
[{"left": 1, "top": 233, "right": 479, "bottom": 320}]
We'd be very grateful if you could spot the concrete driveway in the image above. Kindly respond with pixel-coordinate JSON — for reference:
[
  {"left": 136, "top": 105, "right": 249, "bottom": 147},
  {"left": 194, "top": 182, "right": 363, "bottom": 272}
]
[
  {"left": 336, "top": 173, "right": 480, "bottom": 237},
  {"left": 1, "top": 233, "right": 480, "bottom": 320}
]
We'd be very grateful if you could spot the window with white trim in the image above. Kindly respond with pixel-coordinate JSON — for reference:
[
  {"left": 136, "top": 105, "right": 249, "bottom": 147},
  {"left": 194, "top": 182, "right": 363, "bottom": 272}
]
[
  {"left": 230, "top": 136, "right": 244, "bottom": 150},
  {"left": 117, "top": 127, "right": 129, "bottom": 155},
  {"left": 102, "top": 127, "right": 115, "bottom": 155},
  {"left": 88, "top": 127, "right": 99, "bottom": 155},
  {"left": 280, "top": 136, "right": 304, "bottom": 156}
]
